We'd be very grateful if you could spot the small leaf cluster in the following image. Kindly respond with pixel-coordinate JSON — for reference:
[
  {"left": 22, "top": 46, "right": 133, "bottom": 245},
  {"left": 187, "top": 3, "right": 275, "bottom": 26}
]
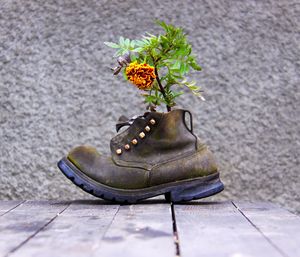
[{"left": 104, "top": 21, "right": 204, "bottom": 110}]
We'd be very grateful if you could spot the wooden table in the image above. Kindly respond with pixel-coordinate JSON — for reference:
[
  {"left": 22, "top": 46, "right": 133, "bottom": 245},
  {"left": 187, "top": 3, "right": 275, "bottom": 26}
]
[{"left": 0, "top": 200, "right": 299, "bottom": 257}]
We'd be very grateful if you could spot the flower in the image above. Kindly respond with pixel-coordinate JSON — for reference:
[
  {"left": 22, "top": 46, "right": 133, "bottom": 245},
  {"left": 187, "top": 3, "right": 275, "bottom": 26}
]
[{"left": 125, "top": 61, "right": 156, "bottom": 90}]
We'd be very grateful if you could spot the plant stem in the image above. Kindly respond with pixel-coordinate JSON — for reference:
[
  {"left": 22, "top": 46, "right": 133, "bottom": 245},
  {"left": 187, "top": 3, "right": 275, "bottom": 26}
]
[{"left": 154, "top": 67, "right": 171, "bottom": 112}]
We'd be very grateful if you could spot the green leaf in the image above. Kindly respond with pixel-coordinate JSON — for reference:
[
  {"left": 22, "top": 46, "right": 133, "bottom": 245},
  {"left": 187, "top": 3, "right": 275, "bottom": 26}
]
[
  {"left": 114, "top": 48, "right": 128, "bottom": 57},
  {"left": 119, "top": 36, "right": 125, "bottom": 46},
  {"left": 180, "top": 62, "right": 188, "bottom": 75},
  {"left": 131, "top": 54, "right": 137, "bottom": 61},
  {"left": 172, "top": 91, "right": 184, "bottom": 98},
  {"left": 190, "top": 62, "right": 201, "bottom": 71},
  {"left": 187, "top": 81, "right": 196, "bottom": 86},
  {"left": 171, "top": 60, "right": 181, "bottom": 70},
  {"left": 144, "top": 95, "right": 156, "bottom": 103},
  {"left": 135, "top": 40, "right": 146, "bottom": 47},
  {"left": 188, "top": 85, "right": 199, "bottom": 91},
  {"left": 181, "top": 78, "right": 187, "bottom": 84},
  {"left": 125, "top": 38, "right": 130, "bottom": 48},
  {"left": 130, "top": 40, "right": 136, "bottom": 48},
  {"left": 104, "top": 42, "right": 120, "bottom": 48},
  {"left": 114, "top": 49, "right": 122, "bottom": 57},
  {"left": 122, "top": 69, "right": 128, "bottom": 80},
  {"left": 132, "top": 47, "right": 144, "bottom": 53},
  {"left": 144, "top": 94, "right": 163, "bottom": 105},
  {"left": 189, "top": 57, "right": 202, "bottom": 71}
]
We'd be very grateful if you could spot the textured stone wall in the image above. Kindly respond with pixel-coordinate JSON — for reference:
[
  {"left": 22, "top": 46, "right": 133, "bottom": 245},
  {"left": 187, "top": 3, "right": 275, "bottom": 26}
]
[{"left": 1, "top": 0, "right": 299, "bottom": 212}]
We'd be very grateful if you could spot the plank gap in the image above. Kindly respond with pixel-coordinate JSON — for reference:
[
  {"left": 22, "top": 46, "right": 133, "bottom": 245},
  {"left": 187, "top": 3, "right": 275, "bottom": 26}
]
[
  {"left": 171, "top": 203, "right": 181, "bottom": 257},
  {"left": 101, "top": 204, "right": 120, "bottom": 240},
  {"left": 174, "top": 201, "right": 284, "bottom": 257},
  {"left": 5, "top": 202, "right": 71, "bottom": 257},
  {"left": 0, "top": 201, "right": 26, "bottom": 217},
  {"left": 231, "top": 201, "right": 289, "bottom": 257}
]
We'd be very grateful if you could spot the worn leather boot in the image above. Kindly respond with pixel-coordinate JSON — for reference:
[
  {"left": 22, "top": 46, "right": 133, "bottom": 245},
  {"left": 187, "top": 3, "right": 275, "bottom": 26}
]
[{"left": 58, "top": 109, "right": 224, "bottom": 203}]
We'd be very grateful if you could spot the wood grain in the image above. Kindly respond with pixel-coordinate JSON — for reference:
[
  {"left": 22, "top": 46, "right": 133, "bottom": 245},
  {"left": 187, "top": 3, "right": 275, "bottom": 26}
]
[
  {"left": 99, "top": 201, "right": 174, "bottom": 257},
  {"left": 0, "top": 200, "right": 69, "bottom": 256},
  {"left": 233, "top": 201, "right": 300, "bottom": 257},
  {"left": 2, "top": 200, "right": 299, "bottom": 257},
  {"left": 174, "top": 201, "right": 284, "bottom": 257},
  {"left": 9, "top": 200, "right": 119, "bottom": 257}
]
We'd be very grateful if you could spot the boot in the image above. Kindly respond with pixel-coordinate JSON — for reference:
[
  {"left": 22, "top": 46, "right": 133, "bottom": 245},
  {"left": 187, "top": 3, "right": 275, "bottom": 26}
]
[{"left": 57, "top": 109, "right": 224, "bottom": 203}]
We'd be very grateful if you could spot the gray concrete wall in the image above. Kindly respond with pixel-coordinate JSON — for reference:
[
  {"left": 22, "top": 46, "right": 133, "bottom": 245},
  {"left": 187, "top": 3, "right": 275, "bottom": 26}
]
[{"left": 1, "top": 0, "right": 299, "bottom": 212}]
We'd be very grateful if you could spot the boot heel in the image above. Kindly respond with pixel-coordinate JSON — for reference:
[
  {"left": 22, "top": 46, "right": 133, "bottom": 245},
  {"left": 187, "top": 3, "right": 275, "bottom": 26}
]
[{"left": 165, "top": 175, "right": 224, "bottom": 202}]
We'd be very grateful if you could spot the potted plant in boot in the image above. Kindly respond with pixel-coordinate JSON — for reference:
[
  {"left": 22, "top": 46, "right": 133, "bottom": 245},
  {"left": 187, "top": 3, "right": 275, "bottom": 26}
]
[{"left": 57, "top": 21, "right": 224, "bottom": 203}]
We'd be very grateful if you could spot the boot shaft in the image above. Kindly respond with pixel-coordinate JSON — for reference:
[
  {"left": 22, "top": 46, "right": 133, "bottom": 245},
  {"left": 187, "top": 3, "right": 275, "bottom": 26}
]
[{"left": 110, "top": 109, "right": 198, "bottom": 170}]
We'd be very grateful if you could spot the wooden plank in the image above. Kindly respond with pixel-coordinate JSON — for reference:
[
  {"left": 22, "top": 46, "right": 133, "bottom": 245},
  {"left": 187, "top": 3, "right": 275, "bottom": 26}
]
[
  {"left": 0, "top": 200, "right": 69, "bottom": 256},
  {"left": 0, "top": 201, "right": 24, "bottom": 216},
  {"left": 8, "top": 200, "right": 120, "bottom": 257},
  {"left": 174, "top": 201, "right": 284, "bottom": 257},
  {"left": 98, "top": 202, "right": 174, "bottom": 257},
  {"left": 9, "top": 199, "right": 174, "bottom": 257},
  {"left": 233, "top": 201, "right": 300, "bottom": 257}
]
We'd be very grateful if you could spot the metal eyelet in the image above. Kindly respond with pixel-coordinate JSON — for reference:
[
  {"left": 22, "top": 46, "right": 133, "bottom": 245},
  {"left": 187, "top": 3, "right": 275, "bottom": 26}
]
[
  {"left": 145, "top": 126, "right": 150, "bottom": 132},
  {"left": 116, "top": 149, "right": 122, "bottom": 155},
  {"left": 139, "top": 132, "right": 145, "bottom": 139},
  {"left": 150, "top": 119, "right": 156, "bottom": 125},
  {"left": 124, "top": 144, "right": 130, "bottom": 150},
  {"left": 132, "top": 139, "right": 138, "bottom": 145}
]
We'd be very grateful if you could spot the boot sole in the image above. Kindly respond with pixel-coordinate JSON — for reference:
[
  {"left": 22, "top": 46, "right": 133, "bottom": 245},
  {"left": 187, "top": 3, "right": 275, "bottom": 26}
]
[{"left": 58, "top": 157, "right": 224, "bottom": 203}]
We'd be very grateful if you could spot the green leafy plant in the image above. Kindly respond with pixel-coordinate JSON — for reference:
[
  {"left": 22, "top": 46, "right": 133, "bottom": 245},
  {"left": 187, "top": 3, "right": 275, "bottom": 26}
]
[{"left": 104, "top": 20, "right": 204, "bottom": 112}]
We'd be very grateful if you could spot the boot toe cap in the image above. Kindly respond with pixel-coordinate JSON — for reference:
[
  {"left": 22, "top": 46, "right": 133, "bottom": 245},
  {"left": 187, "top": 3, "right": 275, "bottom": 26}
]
[{"left": 67, "top": 145, "right": 101, "bottom": 172}]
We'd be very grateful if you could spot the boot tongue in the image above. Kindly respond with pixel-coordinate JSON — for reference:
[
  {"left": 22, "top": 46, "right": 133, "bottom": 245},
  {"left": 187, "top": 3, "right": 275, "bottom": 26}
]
[{"left": 115, "top": 112, "right": 150, "bottom": 132}]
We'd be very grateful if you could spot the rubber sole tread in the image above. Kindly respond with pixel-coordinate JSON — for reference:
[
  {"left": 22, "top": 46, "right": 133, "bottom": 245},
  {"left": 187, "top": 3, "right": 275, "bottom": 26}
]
[{"left": 58, "top": 157, "right": 224, "bottom": 203}]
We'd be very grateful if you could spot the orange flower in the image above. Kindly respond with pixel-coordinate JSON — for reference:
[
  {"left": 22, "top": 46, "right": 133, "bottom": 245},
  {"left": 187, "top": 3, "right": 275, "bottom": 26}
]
[{"left": 125, "top": 62, "right": 156, "bottom": 90}]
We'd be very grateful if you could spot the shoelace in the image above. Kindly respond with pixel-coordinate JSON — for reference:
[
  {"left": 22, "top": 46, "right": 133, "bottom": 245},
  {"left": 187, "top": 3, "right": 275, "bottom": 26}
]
[{"left": 115, "top": 112, "right": 149, "bottom": 132}]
